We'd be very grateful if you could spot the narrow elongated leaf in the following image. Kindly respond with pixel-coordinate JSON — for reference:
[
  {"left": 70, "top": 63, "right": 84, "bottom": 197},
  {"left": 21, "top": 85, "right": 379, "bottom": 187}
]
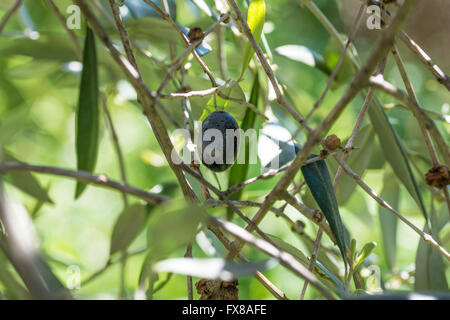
[
  {"left": 153, "top": 257, "right": 276, "bottom": 281},
  {"left": 2, "top": 151, "right": 53, "bottom": 204},
  {"left": 75, "top": 27, "right": 99, "bottom": 198},
  {"left": 147, "top": 201, "right": 205, "bottom": 259},
  {"left": 267, "top": 234, "right": 344, "bottom": 294},
  {"left": 110, "top": 204, "right": 150, "bottom": 255},
  {"left": 301, "top": 234, "right": 340, "bottom": 277},
  {"left": 323, "top": 36, "right": 356, "bottom": 87},
  {"left": 301, "top": 156, "right": 349, "bottom": 262},
  {"left": 0, "top": 260, "right": 30, "bottom": 299},
  {"left": 274, "top": 45, "right": 330, "bottom": 74},
  {"left": 191, "top": 0, "right": 217, "bottom": 18},
  {"left": 355, "top": 241, "right": 376, "bottom": 270},
  {"left": 378, "top": 170, "right": 399, "bottom": 270},
  {"left": 35, "top": 255, "right": 72, "bottom": 298},
  {"left": 414, "top": 204, "right": 448, "bottom": 291},
  {"left": 368, "top": 95, "right": 427, "bottom": 219},
  {"left": 315, "top": 261, "right": 345, "bottom": 295},
  {"left": 196, "top": 230, "right": 227, "bottom": 258},
  {"left": 240, "top": 0, "right": 265, "bottom": 78},
  {"left": 227, "top": 75, "right": 260, "bottom": 219},
  {"left": 138, "top": 251, "right": 159, "bottom": 290},
  {"left": 125, "top": 0, "right": 177, "bottom": 20},
  {"left": 306, "top": 30, "right": 427, "bottom": 218}
]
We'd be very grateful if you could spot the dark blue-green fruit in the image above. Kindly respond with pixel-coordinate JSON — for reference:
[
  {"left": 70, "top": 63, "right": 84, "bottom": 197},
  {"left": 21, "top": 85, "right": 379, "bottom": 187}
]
[{"left": 198, "top": 111, "right": 240, "bottom": 172}]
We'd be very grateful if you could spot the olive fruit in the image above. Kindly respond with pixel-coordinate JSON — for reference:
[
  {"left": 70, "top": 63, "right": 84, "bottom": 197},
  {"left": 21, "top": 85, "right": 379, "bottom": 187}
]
[
  {"left": 188, "top": 27, "right": 203, "bottom": 44},
  {"left": 425, "top": 165, "right": 450, "bottom": 189},
  {"left": 197, "top": 111, "right": 240, "bottom": 172},
  {"left": 324, "top": 134, "right": 341, "bottom": 151}
]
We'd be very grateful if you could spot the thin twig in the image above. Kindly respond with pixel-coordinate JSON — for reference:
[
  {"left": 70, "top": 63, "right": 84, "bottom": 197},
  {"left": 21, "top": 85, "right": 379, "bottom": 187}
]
[
  {"left": 208, "top": 216, "right": 336, "bottom": 300},
  {"left": 0, "top": 0, "right": 22, "bottom": 36},
  {"left": 73, "top": 0, "right": 196, "bottom": 200},
  {"left": 391, "top": 45, "right": 440, "bottom": 167},
  {"left": 225, "top": 147, "right": 357, "bottom": 196},
  {"left": 217, "top": 23, "right": 228, "bottom": 79},
  {"left": 82, "top": 248, "right": 147, "bottom": 286},
  {"left": 333, "top": 88, "right": 375, "bottom": 190},
  {"left": 0, "top": 162, "right": 168, "bottom": 204},
  {"left": 45, "top": 0, "right": 82, "bottom": 58},
  {"left": 299, "top": 228, "right": 322, "bottom": 300},
  {"left": 207, "top": 225, "right": 289, "bottom": 300},
  {"left": 399, "top": 32, "right": 450, "bottom": 91},
  {"left": 282, "top": 192, "right": 335, "bottom": 244},
  {"left": 225, "top": 0, "right": 311, "bottom": 133},
  {"left": 368, "top": 75, "right": 450, "bottom": 166},
  {"left": 306, "top": 1, "right": 366, "bottom": 120},
  {"left": 223, "top": 0, "right": 417, "bottom": 263},
  {"left": 108, "top": 0, "right": 139, "bottom": 72},
  {"left": 333, "top": 58, "right": 387, "bottom": 190},
  {"left": 184, "top": 243, "right": 193, "bottom": 300},
  {"left": 181, "top": 163, "right": 285, "bottom": 248},
  {"left": 334, "top": 156, "right": 450, "bottom": 261},
  {"left": 159, "top": 81, "right": 236, "bottom": 99}
]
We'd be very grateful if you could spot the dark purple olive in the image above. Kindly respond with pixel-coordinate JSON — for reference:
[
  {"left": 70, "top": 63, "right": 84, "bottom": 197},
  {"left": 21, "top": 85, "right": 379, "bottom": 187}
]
[{"left": 197, "top": 111, "right": 240, "bottom": 172}]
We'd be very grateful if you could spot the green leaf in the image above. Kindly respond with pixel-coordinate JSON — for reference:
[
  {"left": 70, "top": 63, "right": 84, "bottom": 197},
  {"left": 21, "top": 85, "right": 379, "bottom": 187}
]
[
  {"left": 266, "top": 234, "right": 310, "bottom": 266},
  {"left": 196, "top": 230, "right": 227, "bottom": 258},
  {"left": 153, "top": 257, "right": 276, "bottom": 281},
  {"left": 35, "top": 255, "right": 72, "bottom": 298},
  {"left": 75, "top": 27, "right": 100, "bottom": 198},
  {"left": 209, "top": 82, "right": 247, "bottom": 122},
  {"left": 323, "top": 36, "right": 357, "bottom": 88},
  {"left": 274, "top": 45, "right": 330, "bottom": 74},
  {"left": 146, "top": 201, "right": 205, "bottom": 259},
  {"left": 367, "top": 95, "right": 427, "bottom": 219},
  {"left": 378, "top": 169, "right": 399, "bottom": 270},
  {"left": 301, "top": 157, "right": 349, "bottom": 262},
  {"left": 354, "top": 241, "right": 376, "bottom": 270},
  {"left": 110, "top": 204, "right": 150, "bottom": 255},
  {"left": 227, "top": 75, "right": 260, "bottom": 219},
  {"left": 112, "top": 183, "right": 178, "bottom": 254},
  {"left": 0, "top": 258, "right": 30, "bottom": 299},
  {"left": 414, "top": 203, "right": 448, "bottom": 291},
  {"left": 301, "top": 235, "right": 341, "bottom": 277},
  {"left": 267, "top": 234, "right": 344, "bottom": 295},
  {"left": 2, "top": 151, "right": 53, "bottom": 204},
  {"left": 138, "top": 250, "right": 158, "bottom": 288},
  {"left": 240, "top": 0, "right": 265, "bottom": 79}
]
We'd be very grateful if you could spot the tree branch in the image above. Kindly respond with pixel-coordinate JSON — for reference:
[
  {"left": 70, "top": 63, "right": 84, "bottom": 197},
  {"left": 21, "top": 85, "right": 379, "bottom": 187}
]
[
  {"left": 223, "top": 0, "right": 417, "bottom": 262},
  {"left": 0, "top": 162, "right": 168, "bottom": 204},
  {"left": 208, "top": 216, "right": 336, "bottom": 300},
  {"left": 0, "top": 0, "right": 22, "bottom": 36}
]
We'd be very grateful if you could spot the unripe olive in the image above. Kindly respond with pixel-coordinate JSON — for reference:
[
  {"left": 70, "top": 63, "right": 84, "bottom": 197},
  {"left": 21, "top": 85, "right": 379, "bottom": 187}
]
[
  {"left": 425, "top": 165, "right": 450, "bottom": 189},
  {"left": 324, "top": 134, "right": 341, "bottom": 151},
  {"left": 188, "top": 27, "right": 203, "bottom": 45},
  {"left": 220, "top": 13, "right": 230, "bottom": 24},
  {"left": 197, "top": 111, "right": 240, "bottom": 172}
]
